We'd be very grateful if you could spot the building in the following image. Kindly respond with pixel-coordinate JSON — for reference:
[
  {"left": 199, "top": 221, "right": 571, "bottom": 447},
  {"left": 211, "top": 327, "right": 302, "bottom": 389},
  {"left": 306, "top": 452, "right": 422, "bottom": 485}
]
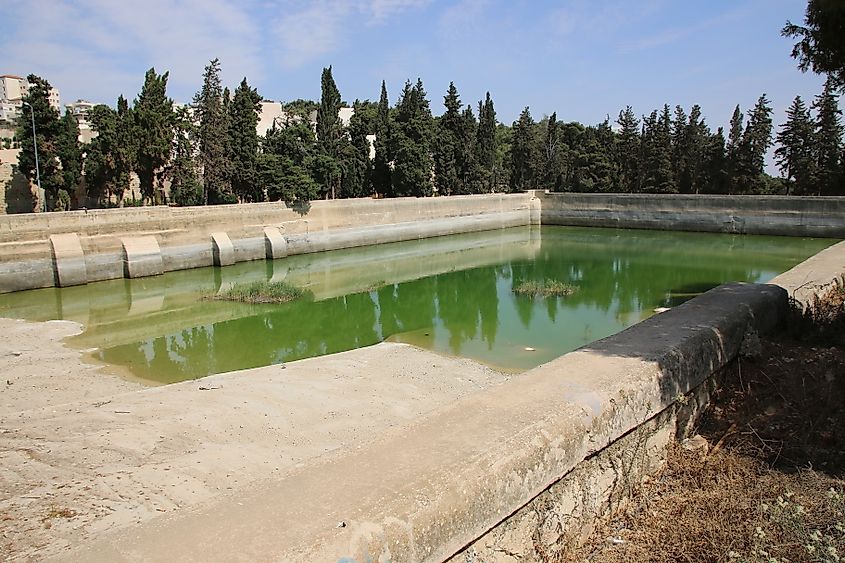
[
  {"left": 66, "top": 99, "right": 95, "bottom": 126},
  {"left": 0, "top": 74, "right": 61, "bottom": 123}
]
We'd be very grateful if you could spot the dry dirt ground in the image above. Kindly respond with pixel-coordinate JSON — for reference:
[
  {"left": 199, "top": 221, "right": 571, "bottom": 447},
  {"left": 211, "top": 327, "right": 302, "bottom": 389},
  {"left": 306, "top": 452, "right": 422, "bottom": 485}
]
[
  {"left": 557, "top": 286, "right": 845, "bottom": 563},
  {"left": 0, "top": 319, "right": 509, "bottom": 561}
]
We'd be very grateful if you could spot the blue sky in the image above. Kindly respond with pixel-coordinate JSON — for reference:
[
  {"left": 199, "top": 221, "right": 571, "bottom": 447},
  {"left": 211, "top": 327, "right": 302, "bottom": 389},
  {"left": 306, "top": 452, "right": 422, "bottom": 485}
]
[{"left": 1, "top": 0, "right": 825, "bottom": 135}]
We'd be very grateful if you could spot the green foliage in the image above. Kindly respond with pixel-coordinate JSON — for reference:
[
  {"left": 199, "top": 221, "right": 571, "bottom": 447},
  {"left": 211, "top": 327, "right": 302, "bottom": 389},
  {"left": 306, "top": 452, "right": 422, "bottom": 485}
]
[
  {"left": 475, "top": 92, "right": 497, "bottom": 192},
  {"left": 168, "top": 106, "right": 202, "bottom": 206},
  {"left": 134, "top": 68, "right": 174, "bottom": 205},
  {"left": 15, "top": 75, "right": 64, "bottom": 210},
  {"left": 85, "top": 96, "right": 136, "bottom": 206},
  {"left": 340, "top": 99, "right": 374, "bottom": 198},
  {"left": 194, "top": 58, "right": 233, "bottom": 204},
  {"left": 213, "top": 279, "right": 310, "bottom": 304},
  {"left": 372, "top": 81, "right": 393, "bottom": 196},
  {"left": 735, "top": 94, "right": 774, "bottom": 193},
  {"left": 257, "top": 153, "right": 318, "bottom": 203},
  {"left": 616, "top": 106, "right": 641, "bottom": 193},
  {"left": 509, "top": 107, "right": 535, "bottom": 191},
  {"left": 813, "top": 77, "right": 844, "bottom": 195},
  {"left": 776, "top": 96, "right": 817, "bottom": 195},
  {"left": 640, "top": 106, "right": 675, "bottom": 193},
  {"left": 783, "top": 0, "right": 845, "bottom": 90},
  {"left": 513, "top": 279, "right": 578, "bottom": 297},
  {"left": 434, "top": 82, "right": 462, "bottom": 196},
  {"left": 57, "top": 109, "right": 82, "bottom": 201},
  {"left": 229, "top": 78, "right": 263, "bottom": 202},
  {"left": 316, "top": 66, "right": 343, "bottom": 199},
  {"left": 390, "top": 79, "right": 434, "bottom": 197}
]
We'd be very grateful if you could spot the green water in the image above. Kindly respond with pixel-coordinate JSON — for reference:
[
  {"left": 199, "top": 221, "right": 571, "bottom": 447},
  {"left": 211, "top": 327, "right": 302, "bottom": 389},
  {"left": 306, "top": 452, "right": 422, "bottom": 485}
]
[{"left": 0, "top": 226, "right": 836, "bottom": 383}]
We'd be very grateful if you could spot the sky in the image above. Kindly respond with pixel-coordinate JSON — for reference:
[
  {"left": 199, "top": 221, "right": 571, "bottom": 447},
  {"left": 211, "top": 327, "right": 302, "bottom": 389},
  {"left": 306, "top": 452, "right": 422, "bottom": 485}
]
[{"left": 0, "top": 0, "right": 827, "bottom": 137}]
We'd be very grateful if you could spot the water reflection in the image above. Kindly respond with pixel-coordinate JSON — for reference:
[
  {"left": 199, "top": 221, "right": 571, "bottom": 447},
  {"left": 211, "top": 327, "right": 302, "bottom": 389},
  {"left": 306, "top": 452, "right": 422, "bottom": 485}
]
[{"left": 0, "top": 226, "right": 835, "bottom": 382}]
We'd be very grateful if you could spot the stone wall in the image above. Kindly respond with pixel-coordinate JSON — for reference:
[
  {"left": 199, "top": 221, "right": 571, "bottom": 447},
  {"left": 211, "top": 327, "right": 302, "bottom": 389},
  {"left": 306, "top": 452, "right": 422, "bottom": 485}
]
[
  {"left": 539, "top": 192, "right": 845, "bottom": 237},
  {"left": 0, "top": 193, "right": 534, "bottom": 293}
]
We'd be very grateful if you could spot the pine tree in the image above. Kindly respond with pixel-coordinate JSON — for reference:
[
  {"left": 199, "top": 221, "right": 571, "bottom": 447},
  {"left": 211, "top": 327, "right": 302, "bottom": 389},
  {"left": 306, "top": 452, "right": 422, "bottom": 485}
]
[
  {"left": 736, "top": 94, "right": 774, "bottom": 193},
  {"left": 168, "top": 106, "right": 202, "bottom": 206},
  {"left": 229, "top": 78, "right": 262, "bottom": 202},
  {"left": 134, "top": 68, "right": 174, "bottom": 205},
  {"left": 615, "top": 106, "right": 641, "bottom": 193},
  {"left": 434, "top": 82, "right": 462, "bottom": 196},
  {"left": 316, "top": 66, "right": 343, "bottom": 199},
  {"left": 85, "top": 96, "right": 137, "bottom": 206},
  {"left": 390, "top": 79, "right": 434, "bottom": 197},
  {"left": 259, "top": 121, "right": 319, "bottom": 203},
  {"left": 775, "top": 96, "right": 816, "bottom": 195},
  {"left": 15, "top": 75, "right": 65, "bottom": 210},
  {"left": 725, "top": 105, "right": 745, "bottom": 194},
  {"left": 783, "top": 1, "right": 845, "bottom": 90},
  {"left": 701, "top": 128, "right": 728, "bottom": 194},
  {"left": 341, "top": 99, "right": 375, "bottom": 198},
  {"left": 640, "top": 107, "right": 675, "bottom": 193},
  {"left": 812, "top": 77, "right": 844, "bottom": 195},
  {"left": 685, "top": 105, "right": 710, "bottom": 194},
  {"left": 372, "top": 81, "right": 392, "bottom": 197},
  {"left": 56, "top": 110, "right": 81, "bottom": 209},
  {"left": 541, "top": 112, "right": 566, "bottom": 191},
  {"left": 510, "top": 107, "right": 536, "bottom": 192},
  {"left": 193, "top": 59, "right": 232, "bottom": 204},
  {"left": 457, "top": 104, "right": 481, "bottom": 194},
  {"left": 671, "top": 105, "right": 688, "bottom": 191},
  {"left": 475, "top": 92, "right": 497, "bottom": 192}
]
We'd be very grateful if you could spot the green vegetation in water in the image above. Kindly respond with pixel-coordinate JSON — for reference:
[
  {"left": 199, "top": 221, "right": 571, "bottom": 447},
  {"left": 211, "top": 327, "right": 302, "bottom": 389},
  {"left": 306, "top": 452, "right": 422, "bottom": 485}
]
[
  {"left": 212, "top": 280, "right": 310, "bottom": 304},
  {"left": 513, "top": 279, "right": 578, "bottom": 297}
]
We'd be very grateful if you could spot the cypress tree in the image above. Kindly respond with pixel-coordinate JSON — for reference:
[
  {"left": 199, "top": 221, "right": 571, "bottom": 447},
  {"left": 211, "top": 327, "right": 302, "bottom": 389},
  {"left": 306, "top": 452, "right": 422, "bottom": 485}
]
[
  {"left": 775, "top": 96, "right": 816, "bottom": 195},
  {"left": 475, "top": 92, "right": 497, "bottom": 192},
  {"left": 390, "top": 79, "right": 434, "bottom": 197},
  {"left": 193, "top": 59, "right": 232, "bottom": 204},
  {"left": 372, "top": 81, "right": 392, "bottom": 197},
  {"left": 702, "top": 128, "right": 728, "bottom": 194},
  {"left": 510, "top": 107, "right": 536, "bottom": 192},
  {"left": 169, "top": 106, "right": 202, "bottom": 206},
  {"left": 134, "top": 67, "right": 174, "bottom": 205},
  {"left": 812, "top": 77, "right": 844, "bottom": 195},
  {"left": 458, "top": 104, "right": 481, "bottom": 194},
  {"left": 736, "top": 94, "right": 774, "bottom": 193},
  {"left": 229, "top": 78, "right": 262, "bottom": 202},
  {"left": 615, "top": 106, "right": 641, "bottom": 193},
  {"left": 726, "top": 105, "right": 744, "bottom": 194},
  {"left": 434, "top": 82, "right": 462, "bottom": 196},
  {"left": 640, "top": 107, "right": 675, "bottom": 193},
  {"left": 316, "top": 66, "right": 343, "bottom": 199},
  {"left": 56, "top": 109, "right": 82, "bottom": 209}
]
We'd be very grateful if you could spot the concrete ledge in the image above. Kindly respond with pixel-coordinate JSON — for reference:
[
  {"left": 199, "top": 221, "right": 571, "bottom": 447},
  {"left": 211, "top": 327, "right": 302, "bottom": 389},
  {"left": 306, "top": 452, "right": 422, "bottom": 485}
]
[
  {"left": 770, "top": 239, "right": 845, "bottom": 307},
  {"left": 263, "top": 226, "right": 287, "bottom": 260},
  {"left": 121, "top": 236, "right": 163, "bottom": 279},
  {"left": 540, "top": 192, "right": 845, "bottom": 237},
  {"left": 58, "top": 283, "right": 786, "bottom": 562},
  {"left": 211, "top": 232, "right": 235, "bottom": 267},
  {"left": 49, "top": 233, "right": 87, "bottom": 287}
]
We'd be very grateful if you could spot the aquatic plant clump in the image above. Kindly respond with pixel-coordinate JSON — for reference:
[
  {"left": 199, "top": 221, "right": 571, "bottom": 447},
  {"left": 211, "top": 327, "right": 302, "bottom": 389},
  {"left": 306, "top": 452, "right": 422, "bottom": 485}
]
[
  {"left": 513, "top": 279, "right": 578, "bottom": 297},
  {"left": 213, "top": 280, "right": 309, "bottom": 304}
]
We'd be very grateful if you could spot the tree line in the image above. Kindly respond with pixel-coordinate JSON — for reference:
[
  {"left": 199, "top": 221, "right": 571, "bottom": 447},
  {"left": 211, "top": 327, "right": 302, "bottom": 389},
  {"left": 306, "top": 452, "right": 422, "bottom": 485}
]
[{"left": 13, "top": 0, "right": 845, "bottom": 211}]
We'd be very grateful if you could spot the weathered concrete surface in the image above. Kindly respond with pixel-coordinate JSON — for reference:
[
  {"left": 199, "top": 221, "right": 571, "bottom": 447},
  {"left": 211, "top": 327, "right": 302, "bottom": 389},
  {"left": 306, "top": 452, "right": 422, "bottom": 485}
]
[
  {"left": 210, "top": 231, "right": 235, "bottom": 267},
  {"left": 540, "top": 192, "right": 845, "bottom": 237},
  {"left": 0, "top": 194, "right": 532, "bottom": 292},
  {"left": 121, "top": 235, "right": 164, "bottom": 279},
  {"left": 50, "top": 283, "right": 786, "bottom": 562},
  {"left": 49, "top": 233, "right": 87, "bottom": 287},
  {"left": 770, "top": 239, "right": 845, "bottom": 307},
  {"left": 263, "top": 226, "right": 287, "bottom": 259}
]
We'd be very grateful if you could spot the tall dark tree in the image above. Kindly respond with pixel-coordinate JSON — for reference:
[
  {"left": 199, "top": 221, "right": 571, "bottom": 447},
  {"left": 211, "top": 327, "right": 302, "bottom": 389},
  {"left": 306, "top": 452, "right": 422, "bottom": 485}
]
[
  {"left": 168, "top": 106, "right": 202, "bottom": 206},
  {"left": 229, "top": 78, "right": 262, "bottom": 202},
  {"left": 134, "top": 68, "right": 174, "bottom": 205},
  {"left": 475, "top": 92, "right": 497, "bottom": 192},
  {"left": 812, "top": 77, "right": 844, "bottom": 194},
  {"left": 684, "top": 105, "right": 710, "bottom": 194},
  {"left": 259, "top": 121, "right": 319, "bottom": 203},
  {"left": 735, "top": 94, "right": 774, "bottom": 193},
  {"left": 340, "top": 99, "right": 375, "bottom": 198},
  {"left": 639, "top": 106, "right": 675, "bottom": 193},
  {"left": 701, "top": 128, "right": 728, "bottom": 194},
  {"left": 372, "top": 81, "right": 393, "bottom": 197},
  {"left": 615, "top": 106, "right": 641, "bottom": 193},
  {"left": 316, "top": 66, "right": 343, "bottom": 199},
  {"left": 15, "top": 75, "right": 65, "bottom": 210},
  {"left": 541, "top": 112, "right": 565, "bottom": 190},
  {"left": 85, "top": 96, "right": 136, "bottom": 206},
  {"left": 56, "top": 109, "right": 82, "bottom": 209},
  {"left": 570, "top": 120, "right": 616, "bottom": 193},
  {"left": 510, "top": 107, "right": 536, "bottom": 192},
  {"left": 390, "top": 79, "right": 434, "bottom": 197},
  {"left": 725, "top": 105, "right": 745, "bottom": 194},
  {"left": 783, "top": 0, "right": 845, "bottom": 90},
  {"left": 194, "top": 59, "right": 232, "bottom": 204},
  {"left": 434, "top": 82, "right": 462, "bottom": 196},
  {"left": 775, "top": 96, "right": 816, "bottom": 195}
]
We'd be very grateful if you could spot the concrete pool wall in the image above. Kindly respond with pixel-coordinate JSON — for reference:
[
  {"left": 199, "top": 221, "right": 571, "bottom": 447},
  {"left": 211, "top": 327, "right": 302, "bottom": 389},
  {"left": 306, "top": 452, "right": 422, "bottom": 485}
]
[{"left": 2, "top": 192, "right": 844, "bottom": 293}]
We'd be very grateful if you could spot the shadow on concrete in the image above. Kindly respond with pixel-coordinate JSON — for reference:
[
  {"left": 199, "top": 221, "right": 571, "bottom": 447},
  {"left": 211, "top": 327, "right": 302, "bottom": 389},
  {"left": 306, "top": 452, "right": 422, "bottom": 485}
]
[{"left": 4, "top": 167, "right": 35, "bottom": 213}]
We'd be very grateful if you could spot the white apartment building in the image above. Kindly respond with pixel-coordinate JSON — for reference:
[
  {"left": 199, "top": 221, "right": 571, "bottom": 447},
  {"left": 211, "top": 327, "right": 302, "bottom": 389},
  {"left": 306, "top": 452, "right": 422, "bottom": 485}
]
[
  {"left": 0, "top": 74, "right": 61, "bottom": 122},
  {"left": 66, "top": 99, "right": 96, "bottom": 126}
]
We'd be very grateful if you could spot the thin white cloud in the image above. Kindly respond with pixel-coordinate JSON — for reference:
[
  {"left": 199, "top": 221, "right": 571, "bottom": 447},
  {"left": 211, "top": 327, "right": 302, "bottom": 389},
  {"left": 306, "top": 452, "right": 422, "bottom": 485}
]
[
  {"left": 619, "top": 6, "right": 749, "bottom": 53},
  {"left": 272, "top": 0, "right": 429, "bottom": 69}
]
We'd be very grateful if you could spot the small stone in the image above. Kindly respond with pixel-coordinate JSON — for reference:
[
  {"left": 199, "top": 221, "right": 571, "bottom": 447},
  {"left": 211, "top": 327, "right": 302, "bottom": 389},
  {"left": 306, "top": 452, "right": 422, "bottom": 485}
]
[
  {"left": 524, "top": 347, "right": 536, "bottom": 352},
  {"left": 681, "top": 434, "right": 710, "bottom": 452},
  {"left": 337, "top": 521, "right": 347, "bottom": 528}
]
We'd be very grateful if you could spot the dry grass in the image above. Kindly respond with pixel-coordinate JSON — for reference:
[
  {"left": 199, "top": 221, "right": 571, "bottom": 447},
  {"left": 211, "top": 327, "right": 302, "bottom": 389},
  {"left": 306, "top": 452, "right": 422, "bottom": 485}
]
[
  {"left": 555, "top": 283, "right": 845, "bottom": 563},
  {"left": 209, "top": 280, "right": 310, "bottom": 304}
]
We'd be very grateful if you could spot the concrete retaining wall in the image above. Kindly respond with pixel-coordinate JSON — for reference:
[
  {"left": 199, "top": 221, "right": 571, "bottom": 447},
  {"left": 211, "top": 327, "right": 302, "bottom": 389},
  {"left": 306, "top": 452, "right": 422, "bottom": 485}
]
[
  {"left": 0, "top": 193, "right": 533, "bottom": 293},
  {"left": 539, "top": 192, "right": 845, "bottom": 237}
]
